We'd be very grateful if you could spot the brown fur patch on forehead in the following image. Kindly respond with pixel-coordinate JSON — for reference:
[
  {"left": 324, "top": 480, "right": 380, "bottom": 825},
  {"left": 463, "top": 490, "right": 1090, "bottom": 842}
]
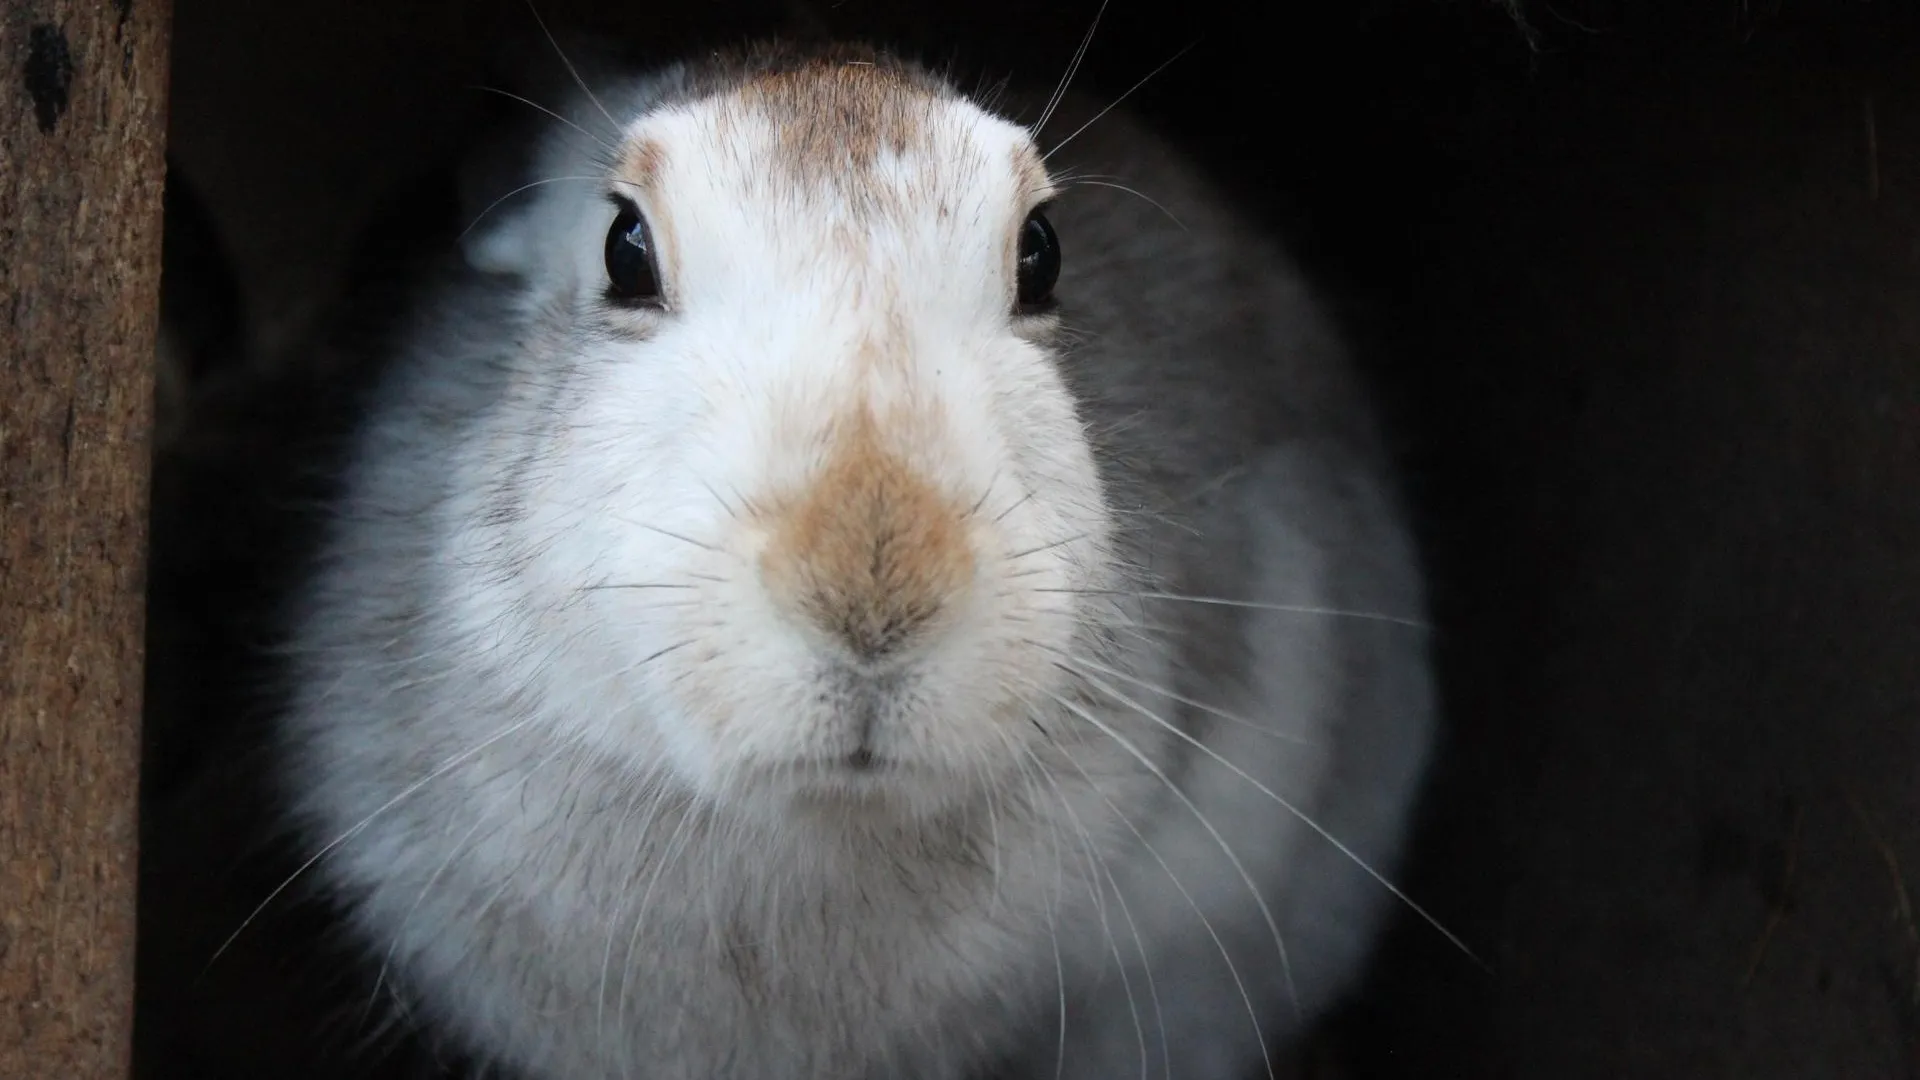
[
  {"left": 687, "top": 41, "right": 948, "bottom": 94},
  {"left": 674, "top": 41, "right": 962, "bottom": 187},
  {"left": 680, "top": 40, "right": 954, "bottom": 104},
  {"left": 616, "top": 136, "right": 666, "bottom": 191}
]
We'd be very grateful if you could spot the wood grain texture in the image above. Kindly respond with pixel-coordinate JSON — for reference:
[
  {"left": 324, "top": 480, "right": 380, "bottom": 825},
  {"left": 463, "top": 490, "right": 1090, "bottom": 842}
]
[{"left": 1, "top": 1, "right": 171, "bottom": 1077}]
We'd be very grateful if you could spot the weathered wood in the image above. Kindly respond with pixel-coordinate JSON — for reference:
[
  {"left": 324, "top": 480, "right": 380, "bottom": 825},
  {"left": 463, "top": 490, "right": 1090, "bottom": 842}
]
[{"left": 1, "top": 2, "right": 171, "bottom": 1077}]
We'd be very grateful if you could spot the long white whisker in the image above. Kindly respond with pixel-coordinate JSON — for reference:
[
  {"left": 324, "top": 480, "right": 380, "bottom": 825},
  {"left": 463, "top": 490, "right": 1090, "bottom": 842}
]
[
  {"left": 1049, "top": 829, "right": 1069, "bottom": 1080},
  {"left": 361, "top": 812, "right": 491, "bottom": 1027},
  {"left": 523, "top": 0, "right": 620, "bottom": 136},
  {"left": 468, "top": 86, "right": 613, "bottom": 153},
  {"left": 431, "top": 749, "right": 601, "bottom": 1027},
  {"left": 1065, "top": 178, "right": 1188, "bottom": 231},
  {"left": 1063, "top": 662, "right": 1484, "bottom": 968},
  {"left": 1060, "top": 651, "right": 1316, "bottom": 745},
  {"left": 206, "top": 714, "right": 537, "bottom": 970},
  {"left": 1041, "top": 587, "right": 1432, "bottom": 630},
  {"left": 615, "top": 793, "right": 709, "bottom": 1048},
  {"left": 977, "top": 751, "right": 1006, "bottom": 914},
  {"left": 1007, "top": 737, "right": 1073, "bottom": 1080},
  {"left": 1034, "top": 0, "right": 1114, "bottom": 138},
  {"left": 1170, "top": 464, "right": 1248, "bottom": 507},
  {"left": 362, "top": 733, "right": 578, "bottom": 1023},
  {"left": 457, "top": 175, "right": 608, "bottom": 242},
  {"left": 595, "top": 780, "right": 679, "bottom": 1050},
  {"left": 1052, "top": 707, "right": 1274, "bottom": 1076},
  {"left": 1044, "top": 42, "right": 1199, "bottom": 162},
  {"left": 1020, "top": 742, "right": 1155, "bottom": 1080},
  {"left": 1044, "top": 684, "right": 1282, "bottom": 1068}
]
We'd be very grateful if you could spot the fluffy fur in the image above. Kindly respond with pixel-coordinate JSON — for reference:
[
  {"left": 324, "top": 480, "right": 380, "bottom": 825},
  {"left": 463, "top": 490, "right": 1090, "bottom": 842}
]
[{"left": 277, "top": 42, "right": 1435, "bottom": 1080}]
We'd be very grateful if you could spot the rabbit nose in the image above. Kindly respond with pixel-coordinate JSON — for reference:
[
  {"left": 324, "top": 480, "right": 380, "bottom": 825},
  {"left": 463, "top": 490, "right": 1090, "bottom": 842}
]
[{"left": 757, "top": 407, "right": 977, "bottom": 661}]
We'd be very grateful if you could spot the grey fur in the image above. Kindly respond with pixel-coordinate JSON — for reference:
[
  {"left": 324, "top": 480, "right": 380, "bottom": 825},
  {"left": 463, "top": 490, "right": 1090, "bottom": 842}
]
[{"left": 274, "top": 47, "right": 1435, "bottom": 1080}]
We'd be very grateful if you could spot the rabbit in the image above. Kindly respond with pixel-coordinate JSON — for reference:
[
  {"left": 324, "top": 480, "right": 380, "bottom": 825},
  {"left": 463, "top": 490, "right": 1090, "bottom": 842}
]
[{"left": 269, "top": 38, "right": 1439, "bottom": 1080}]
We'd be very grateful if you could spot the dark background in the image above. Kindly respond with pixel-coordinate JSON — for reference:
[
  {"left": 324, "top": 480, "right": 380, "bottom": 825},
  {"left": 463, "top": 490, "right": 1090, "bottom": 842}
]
[{"left": 140, "top": 1, "right": 1920, "bottom": 1076}]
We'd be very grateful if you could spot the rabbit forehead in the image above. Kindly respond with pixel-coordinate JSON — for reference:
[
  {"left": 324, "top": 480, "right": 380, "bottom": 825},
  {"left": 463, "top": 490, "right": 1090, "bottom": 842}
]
[{"left": 611, "top": 59, "right": 1053, "bottom": 227}]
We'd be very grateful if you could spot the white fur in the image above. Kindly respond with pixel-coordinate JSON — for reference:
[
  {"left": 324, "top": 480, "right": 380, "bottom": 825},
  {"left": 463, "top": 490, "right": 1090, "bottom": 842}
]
[{"left": 278, "top": 53, "right": 1434, "bottom": 1080}]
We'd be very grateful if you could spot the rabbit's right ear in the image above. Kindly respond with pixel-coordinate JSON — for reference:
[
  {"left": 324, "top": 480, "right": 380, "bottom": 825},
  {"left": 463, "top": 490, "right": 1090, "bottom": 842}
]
[
  {"left": 455, "top": 88, "right": 568, "bottom": 278},
  {"left": 458, "top": 172, "right": 542, "bottom": 277}
]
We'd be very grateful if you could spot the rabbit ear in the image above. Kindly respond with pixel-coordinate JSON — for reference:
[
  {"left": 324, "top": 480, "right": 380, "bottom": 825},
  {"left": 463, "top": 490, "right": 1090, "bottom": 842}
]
[
  {"left": 458, "top": 155, "right": 549, "bottom": 278},
  {"left": 455, "top": 124, "right": 545, "bottom": 276},
  {"left": 459, "top": 203, "right": 538, "bottom": 276}
]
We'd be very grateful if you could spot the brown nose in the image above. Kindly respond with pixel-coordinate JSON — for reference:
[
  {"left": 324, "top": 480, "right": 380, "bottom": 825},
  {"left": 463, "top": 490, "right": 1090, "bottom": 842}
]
[{"left": 758, "top": 410, "right": 976, "bottom": 660}]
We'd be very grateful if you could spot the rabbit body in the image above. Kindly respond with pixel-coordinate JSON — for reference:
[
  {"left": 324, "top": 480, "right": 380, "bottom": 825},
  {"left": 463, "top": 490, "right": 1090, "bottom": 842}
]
[{"left": 277, "top": 44, "right": 1434, "bottom": 1080}]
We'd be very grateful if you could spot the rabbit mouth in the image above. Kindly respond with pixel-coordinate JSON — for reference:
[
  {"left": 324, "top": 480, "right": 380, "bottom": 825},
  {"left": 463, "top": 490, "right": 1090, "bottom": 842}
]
[
  {"left": 792, "top": 746, "right": 898, "bottom": 776},
  {"left": 765, "top": 756, "right": 939, "bottom": 815},
  {"left": 748, "top": 743, "right": 983, "bottom": 815}
]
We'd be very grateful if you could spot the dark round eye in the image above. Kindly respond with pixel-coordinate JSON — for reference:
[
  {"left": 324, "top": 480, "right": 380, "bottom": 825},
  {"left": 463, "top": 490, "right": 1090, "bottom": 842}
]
[
  {"left": 1015, "top": 208, "right": 1060, "bottom": 312},
  {"left": 604, "top": 203, "right": 662, "bottom": 304}
]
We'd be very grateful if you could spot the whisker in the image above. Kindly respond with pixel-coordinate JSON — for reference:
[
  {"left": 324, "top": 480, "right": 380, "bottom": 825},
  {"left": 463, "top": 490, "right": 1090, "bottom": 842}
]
[
  {"left": 1170, "top": 463, "right": 1247, "bottom": 507},
  {"left": 622, "top": 638, "right": 698, "bottom": 674},
  {"left": 467, "top": 85, "right": 613, "bottom": 153},
  {"left": 205, "top": 714, "right": 538, "bottom": 971},
  {"left": 1039, "top": 587, "right": 1432, "bottom": 630},
  {"left": 595, "top": 781, "right": 682, "bottom": 1052},
  {"left": 612, "top": 795, "right": 704, "bottom": 1050},
  {"left": 457, "top": 174, "right": 608, "bottom": 242},
  {"left": 1042, "top": 702, "right": 1277, "bottom": 1079},
  {"left": 994, "top": 488, "right": 1036, "bottom": 524},
  {"left": 600, "top": 515, "right": 731, "bottom": 556},
  {"left": 1062, "top": 663, "right": 1485, "bottom": 969},
  {"left": 523, "top": 0, "right": 620, "bottom": 136},
  {"left": 1106, "top": 500, "right": 1204, "bottom": 538},
  {"left": 1003, "top": 747, "right": 1076, "bottom": 1080},
  {"left": 1033, "top": 0, "right": 1114, "bottom": 139},
  {"left": 1004, "top": 533, "right": 1087, "bottom": 562},
  {"left": 700, "top": 479, "right": 741, "bottom": 521},
  {"left": 361, "top": 812, "right": 492, "bottom": 1027},
  {"left": 1058, "top": 651, "right": 1317, "bottom": 746},
  {"left": 977, "top": 750, "right": 1006, "bottom": 913},
  {"left": 365, "top": 737, "right": 579, "bottom": 1023},
  {"left": 1065, "top": 178, "right": 1188, "bottom": 232},
  {"left": 1044, "top": 41, "right": 1200, "bottom": 162},
  {"left": 968, "top": 469, "right": 1003, "bottom": 519},
  {"left": 1019, "top": 740, "right": 1156, "bottom": 1080},
  {"left": 1032, "top": 759, "right": 1071, "bottom": 1080}
]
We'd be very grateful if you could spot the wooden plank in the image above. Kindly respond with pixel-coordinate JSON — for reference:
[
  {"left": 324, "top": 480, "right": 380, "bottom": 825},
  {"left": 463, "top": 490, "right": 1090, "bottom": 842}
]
[{"left": 0, "top": 1, "right": 171, "bottom": 1077}]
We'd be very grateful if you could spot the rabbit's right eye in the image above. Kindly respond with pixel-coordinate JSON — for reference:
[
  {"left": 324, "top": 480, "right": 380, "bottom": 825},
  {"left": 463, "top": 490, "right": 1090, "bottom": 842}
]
[
  {"left": 604, "top": 199, "right": 662, "bottom": 306},
  {"left": 1014, "top": 207, "right": 1060, "bottom": 315}
]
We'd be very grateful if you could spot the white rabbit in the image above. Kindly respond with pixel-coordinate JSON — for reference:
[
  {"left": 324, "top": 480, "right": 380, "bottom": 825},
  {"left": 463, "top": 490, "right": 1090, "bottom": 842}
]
[{"left": 274, "top": 40, "right": 1437, "bottom": 1080}]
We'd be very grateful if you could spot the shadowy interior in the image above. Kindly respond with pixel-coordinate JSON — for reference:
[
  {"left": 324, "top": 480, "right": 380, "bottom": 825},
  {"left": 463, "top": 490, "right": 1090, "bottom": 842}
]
[{"left": 139, "top": 3, "right": 1920, "bottom": 1076}]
